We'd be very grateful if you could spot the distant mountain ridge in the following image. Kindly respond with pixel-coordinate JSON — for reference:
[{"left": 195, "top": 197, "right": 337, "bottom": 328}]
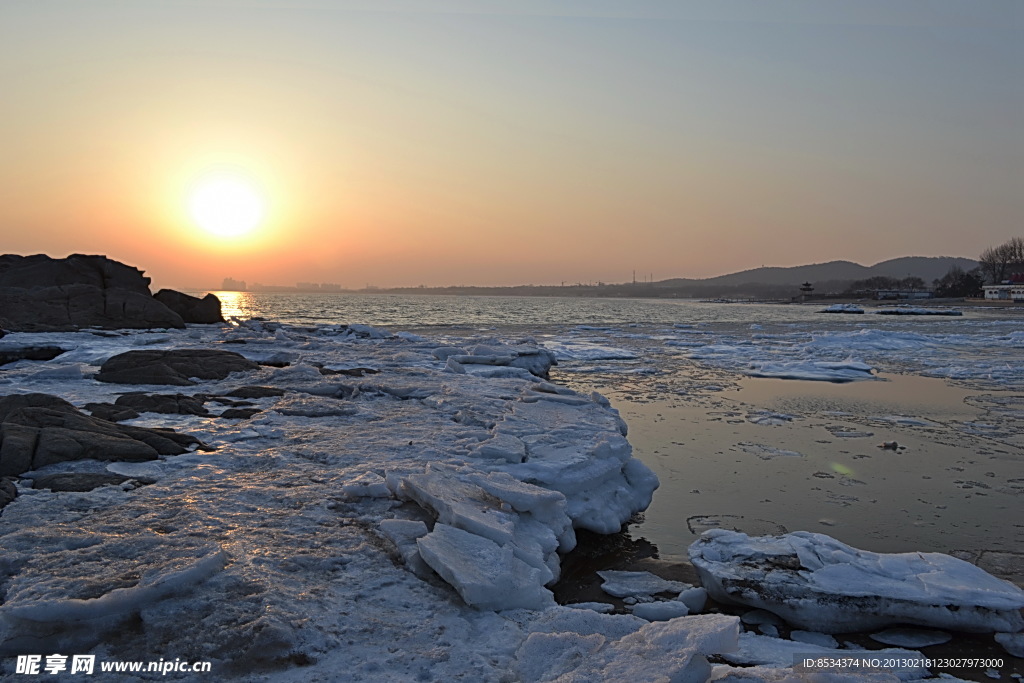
[{"left": 655, "top": 256, "right": 978, "bottom": 289}]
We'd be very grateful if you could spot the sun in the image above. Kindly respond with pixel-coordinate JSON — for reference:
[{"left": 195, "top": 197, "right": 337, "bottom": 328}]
[{"left": 187, "top": 173, "right": 266, "bottom": 237}]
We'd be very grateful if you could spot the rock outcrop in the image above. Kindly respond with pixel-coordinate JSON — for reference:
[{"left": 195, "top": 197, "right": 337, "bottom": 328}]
[
  {"left": 0, "top": 254, "right": 185, "bottom": 331},
  {"left": 0, "top": 345, "right": 67, "bottom": 367},
  {"left": 0, "top": 478, "right": 15, "bottom": 511},
  {"left": 95, "top": 349, "right": 260, "bottom": 386},
  {"left": 154, "top": 289, "right": 225, "bottom": 324},
  {"left": 0, "top": 393, "right": 204, "bottom": 477},
  {"left": 113, "top": 393, "right": 211, "bottom": 416}
]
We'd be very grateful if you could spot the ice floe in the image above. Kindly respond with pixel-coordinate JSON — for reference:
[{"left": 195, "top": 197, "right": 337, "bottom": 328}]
[
  {"left": 689, "top": 529, "right": 1024, "bottom": 633},
  {"left": 747, "top": 359, "right": 876, "bottom": 382}
]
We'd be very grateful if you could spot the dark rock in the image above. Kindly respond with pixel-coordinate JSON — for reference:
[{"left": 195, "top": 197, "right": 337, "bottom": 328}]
[
  {"left": 95, "top": 349, "right": 260, "bottom": 386},
  {"left": 219, "top": 408, "right": 262, "bottom": 420},
  {"left": 0, "top": 477, "right": 15, "bottom": 510},
  {"left": 0, "top": 254, "right": 185, "bottom": 332},
  {"left": 153, "top": 289, "right": 225, "bottom": 324},
  {"left": 0, "top": 345, "right": 67, "bottom": 366},
  {"left": 114, "top": 393, "right": 210, "bottom": 416},
  {"left": 31, "top": 472, "right": 155, "bottom": 492},
  {"left": 0, "top": 393, "right": 206, "bottom": 477},
  {"left": 84, "top": 403, "right": 141, "bottom": 422},
  {"left": 224, "top": 386, "right": 287, "bottom": 399},
  {"left": 0, "top": 253, "right": 151, "bottom": 292},
  {"left": 207, "top": 397, "right": 254, "bottom": 407}
]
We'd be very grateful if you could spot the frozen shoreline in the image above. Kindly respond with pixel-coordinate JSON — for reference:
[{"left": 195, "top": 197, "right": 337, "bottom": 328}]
[{"left": 1, "top": 318, "right": 1022, "bottom": 680}]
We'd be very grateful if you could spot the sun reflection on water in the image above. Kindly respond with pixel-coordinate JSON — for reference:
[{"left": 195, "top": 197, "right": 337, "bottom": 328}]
[{"left": 211, "top": 291, "right": 256, "bottom": 320}]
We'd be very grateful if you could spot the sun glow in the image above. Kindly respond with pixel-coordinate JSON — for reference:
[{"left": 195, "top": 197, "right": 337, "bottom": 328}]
[{"left": 187, "top": 173, "right": 266, "bottom": 237}]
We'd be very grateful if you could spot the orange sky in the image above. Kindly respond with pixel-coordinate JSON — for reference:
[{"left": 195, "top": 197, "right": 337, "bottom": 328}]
[{"left": 1, "top": 1, "right": 1020, "bottom": 289}]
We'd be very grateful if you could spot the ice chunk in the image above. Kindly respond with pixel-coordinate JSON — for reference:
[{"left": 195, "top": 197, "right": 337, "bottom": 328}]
[
  {"left": 995, "top": 632, "right": 1024, "bottom": 657},
  {"left": 726, "top": 632, "right": 927, "bottom": 680},
  {"left": 598, "top": 570, "right": 687, "bottom": 598},
  {"left": 689, "top": 530, "right": 1024, "bottom": 633},
  {"left": 747, "top": 360, "right": 876, "bottom": 383},
  {"left": 789, "top": 630, "right": 838, "bottom": 649},
  {"left": 870, "top": 627, "right": 952, "bottom": 648},
  {"left": 820, "top": 304, "right": 864, "bottom": 314},
  {"left": 565, "top": 602, "right": 615, "bottom": 614},
  {"left": 517, "top": 613, "right": 740, "bottom": 683},
  {"left": 346, "top": 324, "right": 393, "bottom": 338},
  {"left": 378, "top": 519, "right": 431, "bottom": 576},
  {"left": 631, "top": 601, "right": 690, "bottom": 621},
  {"left": 469, "top": 433, "right": 527, "bottom": 463},
  {"left": 415, "top": 524, "right": 555, "bottom": 610},
  {"left": 400, "top": 466, "right": 571, "bottom": 583},
  {"left": 543, "top": 340, "right": 638, "bottom": 361},
  {"left": 677, "top": 586, "right": 708, "bottom": 614},
  {"left": 341, "top": 472, "right": 391, "bottom": 499}
]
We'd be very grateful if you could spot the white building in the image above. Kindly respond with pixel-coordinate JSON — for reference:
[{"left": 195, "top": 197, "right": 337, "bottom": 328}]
[{"left": 983, "top": 284, "right": 1024, "bottom": 301}]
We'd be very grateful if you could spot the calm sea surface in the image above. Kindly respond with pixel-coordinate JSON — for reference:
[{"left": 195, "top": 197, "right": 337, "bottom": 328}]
[{"left": 204, "top": 291, "right": 831, "bottom": 327}]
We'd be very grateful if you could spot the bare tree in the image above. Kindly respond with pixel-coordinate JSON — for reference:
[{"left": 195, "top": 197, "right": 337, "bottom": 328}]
[{"left": 979, "top": 239, "right": 1021, "bottom": 284}]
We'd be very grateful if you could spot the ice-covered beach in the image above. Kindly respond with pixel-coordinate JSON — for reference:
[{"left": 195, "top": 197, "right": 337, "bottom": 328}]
[{"left": 1, "top": 295, "right": 1023, "bottom": 681}]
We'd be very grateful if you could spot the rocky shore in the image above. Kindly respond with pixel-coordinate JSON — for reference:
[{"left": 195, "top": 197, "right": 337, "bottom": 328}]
[{"left": 0, "top": 255, "right": 1021, "bottom": 681}]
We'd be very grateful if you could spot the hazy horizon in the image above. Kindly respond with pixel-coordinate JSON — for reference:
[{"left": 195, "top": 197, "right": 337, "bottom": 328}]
[{"left": 2, "top": 1, "right": 1020, "bottom": 290}]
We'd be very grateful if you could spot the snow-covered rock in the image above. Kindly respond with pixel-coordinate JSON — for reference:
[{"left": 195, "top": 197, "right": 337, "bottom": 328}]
[{"left": 689, "top": 529, "right": 1024, "bottom": 633}]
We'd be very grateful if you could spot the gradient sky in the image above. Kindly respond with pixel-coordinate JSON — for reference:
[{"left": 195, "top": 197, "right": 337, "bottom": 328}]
[{"left": 2, "top": 1, "right": 1021, "bottom": 289}]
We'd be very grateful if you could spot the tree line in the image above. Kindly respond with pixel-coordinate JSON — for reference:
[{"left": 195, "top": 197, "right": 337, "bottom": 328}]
[
  {"left": 978, "top": 237, "right": 1024, "bottom": 285},
  {"left": 840, "top": 237, "right": 1022, "bottom": 299},
  {"left": 931, "top": 237, "right": 1023, "bottom": 297}
]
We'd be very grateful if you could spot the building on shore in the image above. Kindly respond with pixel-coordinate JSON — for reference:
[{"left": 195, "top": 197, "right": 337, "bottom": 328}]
[{"left": 983, "top": 273, "right": 1024, "bottom": 301}]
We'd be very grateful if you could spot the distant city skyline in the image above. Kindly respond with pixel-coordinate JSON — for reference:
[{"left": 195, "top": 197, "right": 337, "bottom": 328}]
[{"left": 2, "top": 1, "right": 1020, "bottom": 290}]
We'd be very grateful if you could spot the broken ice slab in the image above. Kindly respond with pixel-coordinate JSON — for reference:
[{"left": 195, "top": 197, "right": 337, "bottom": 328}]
[
  {"left": 416, "top": 523, "right": 555, "bottom": 611},
  {"left": 689, "top": 529, "right": 1024, "bottom": 633},
  {"left": 597, "top": 570, "right": 688, "bottom": 599}
]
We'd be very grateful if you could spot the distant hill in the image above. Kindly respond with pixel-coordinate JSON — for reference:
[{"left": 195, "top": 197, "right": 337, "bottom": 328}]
[{"left": 655, "top": 256, "right": 978, "bottom": 289}]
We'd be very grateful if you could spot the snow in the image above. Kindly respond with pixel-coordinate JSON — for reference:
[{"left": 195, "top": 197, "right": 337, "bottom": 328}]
[
  {"left": 690, "top": 529, "right": 1024, "bottom": 633},
  {"left": 0, "top": 322, "right": 671, "bottom": 679}
]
